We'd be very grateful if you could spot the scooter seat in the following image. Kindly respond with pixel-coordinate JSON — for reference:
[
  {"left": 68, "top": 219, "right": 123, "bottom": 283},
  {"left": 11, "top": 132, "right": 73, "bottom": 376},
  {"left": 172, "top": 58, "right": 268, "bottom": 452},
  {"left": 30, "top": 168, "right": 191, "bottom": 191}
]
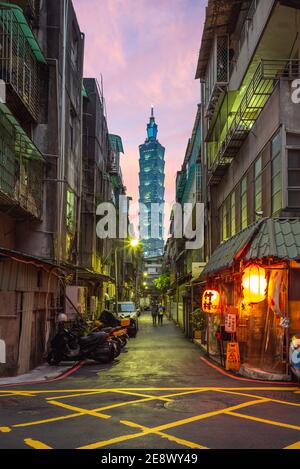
[
  {"left": 101, "top": 327, "right": 113, "bottom": 333},
  {"left": 79, "top": 331, "right": 108, "bottom": 346}
]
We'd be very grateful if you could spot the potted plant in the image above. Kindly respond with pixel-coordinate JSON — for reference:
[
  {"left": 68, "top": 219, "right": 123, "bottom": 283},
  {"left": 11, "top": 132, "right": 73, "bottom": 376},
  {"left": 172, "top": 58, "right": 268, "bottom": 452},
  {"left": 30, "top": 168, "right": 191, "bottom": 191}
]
[{"left": 191, "top": 308, "right": 206, "bottom": 340}]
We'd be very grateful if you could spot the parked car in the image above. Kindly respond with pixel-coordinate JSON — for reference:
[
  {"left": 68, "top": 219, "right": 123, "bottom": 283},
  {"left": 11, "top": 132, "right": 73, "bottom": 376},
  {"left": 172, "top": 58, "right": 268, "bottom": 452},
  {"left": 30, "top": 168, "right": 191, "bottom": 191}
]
[{"left": 116, "top": 302, "right": 139, "bottom": 336}]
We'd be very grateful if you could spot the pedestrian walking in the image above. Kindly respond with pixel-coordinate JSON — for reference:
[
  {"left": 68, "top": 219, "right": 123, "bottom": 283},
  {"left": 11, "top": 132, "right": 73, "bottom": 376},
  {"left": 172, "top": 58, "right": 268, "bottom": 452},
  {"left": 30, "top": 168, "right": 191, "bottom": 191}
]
[
  {"left": 158, "top": 304, "right": 165, "bottom": 326},
  {"left": 151, "top": 300, "right": 158, "bottom": 326}
]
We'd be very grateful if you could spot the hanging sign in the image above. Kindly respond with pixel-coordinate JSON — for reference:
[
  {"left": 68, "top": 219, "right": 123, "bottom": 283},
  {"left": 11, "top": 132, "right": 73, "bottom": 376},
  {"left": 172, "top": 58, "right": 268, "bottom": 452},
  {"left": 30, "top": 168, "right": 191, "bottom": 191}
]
[
  {"left": 226, "top": 342, "right": 240, "bottom": 371},
  {"left": 225, "top": 314, "right": 237, "bottom": 333},
  {"left": 202, "top": 289, "right": 220, "bottom": 314}
]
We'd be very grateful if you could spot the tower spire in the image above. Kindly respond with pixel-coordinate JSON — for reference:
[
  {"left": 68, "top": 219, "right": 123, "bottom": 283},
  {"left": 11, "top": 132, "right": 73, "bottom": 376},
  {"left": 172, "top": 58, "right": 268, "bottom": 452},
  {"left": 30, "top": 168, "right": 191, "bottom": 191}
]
[{"left": 147, "top": 106, "right": 158, "bottom": 140}]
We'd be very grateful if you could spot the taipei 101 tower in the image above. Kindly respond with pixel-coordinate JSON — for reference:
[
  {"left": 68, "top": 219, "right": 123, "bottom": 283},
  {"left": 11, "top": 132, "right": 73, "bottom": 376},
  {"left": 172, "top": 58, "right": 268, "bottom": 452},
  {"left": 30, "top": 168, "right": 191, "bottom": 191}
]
[{"left": 139, "top": 107, "right": 165, "bottom": 257}]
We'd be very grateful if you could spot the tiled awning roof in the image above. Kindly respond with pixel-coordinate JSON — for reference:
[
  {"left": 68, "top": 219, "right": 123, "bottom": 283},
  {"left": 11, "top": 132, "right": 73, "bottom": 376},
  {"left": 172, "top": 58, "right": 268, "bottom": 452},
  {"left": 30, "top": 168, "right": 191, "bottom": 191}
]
[
  {"left": 245, "top": 218, "right": 300, "bottom": 261},
  {"left": 201, "top": 221, "right": 261, "bottom": 277},
  {"left": 202, "top": 218, "right": 300, "bottom": 278}
]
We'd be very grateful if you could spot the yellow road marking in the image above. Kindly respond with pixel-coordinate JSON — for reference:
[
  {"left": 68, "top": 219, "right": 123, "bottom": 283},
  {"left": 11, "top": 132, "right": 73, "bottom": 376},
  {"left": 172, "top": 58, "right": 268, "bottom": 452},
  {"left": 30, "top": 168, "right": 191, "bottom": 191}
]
[
  {"left": 46, "top": 391, "right": 108, "bottom": 401},
  {"left": 285, "top": 440, "right": 300, "bottom": 449},
  {"left": 14, "top": 412, "right": 84, "bottom": 428},
  {"left": 0, "top": 427, "right": 11, "bottom": 433},
  {"left": 24, "top": 438, "right": 53, "bottom": 449},
  {"left": 215, "top": 388, "right": 300, "bottom": 408},
  {"left": 79, "top": 399, "right": 268, "bottom": 449},
  {"left": 48, "top": 400, "right": 111, "bottom": 420},
  {"left": 13, "top": 389, "right": 211, "bottom": 430},
  {"left": 111, "top": 389, "right": 173, "bottom": 402},
  {"left": 0, "top": 386, "right": 297, "bottom": 395},
  {"left": 121, "top": 420, "right": 208, "bottom": 449},
  {"left": 227, "top": 411, "right": 300, "bottom": 431}
]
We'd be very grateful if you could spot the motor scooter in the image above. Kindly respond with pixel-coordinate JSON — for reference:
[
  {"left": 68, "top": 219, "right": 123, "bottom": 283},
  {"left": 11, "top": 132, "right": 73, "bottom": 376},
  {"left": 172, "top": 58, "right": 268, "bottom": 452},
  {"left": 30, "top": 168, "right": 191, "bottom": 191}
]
[{"left": 47, "top": 322, "right": 115, "bottom": 365}]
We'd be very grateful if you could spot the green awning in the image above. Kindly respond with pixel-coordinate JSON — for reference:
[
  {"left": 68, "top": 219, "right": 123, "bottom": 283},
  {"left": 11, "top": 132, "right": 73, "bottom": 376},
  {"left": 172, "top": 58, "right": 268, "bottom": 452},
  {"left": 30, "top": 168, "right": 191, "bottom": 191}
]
[
  {"left": 82, "top": 84, "right": 88, "bottom": 98},
  {"left": 0, "top": 2, "right": 47, "bottom": 64},
  {"left": 109, "top": 134, "right": 124, "bottom": 154},
  {"left": 0, "top": 103, "right": 44, "bottom": 161}
]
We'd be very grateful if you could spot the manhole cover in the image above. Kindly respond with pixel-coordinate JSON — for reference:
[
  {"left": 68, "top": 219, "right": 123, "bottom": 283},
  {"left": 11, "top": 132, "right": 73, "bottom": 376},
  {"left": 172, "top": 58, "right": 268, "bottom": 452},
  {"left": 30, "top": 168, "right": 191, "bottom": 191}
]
[{"left": 164, "top": 398, "right": 225, "bottom": 413}]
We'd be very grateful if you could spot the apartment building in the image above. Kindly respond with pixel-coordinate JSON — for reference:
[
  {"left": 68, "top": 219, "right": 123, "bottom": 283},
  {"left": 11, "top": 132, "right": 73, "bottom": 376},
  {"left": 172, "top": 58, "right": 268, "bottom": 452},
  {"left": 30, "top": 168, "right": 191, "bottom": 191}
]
[
  {"left": 166, "top": 106, "right": 204, "bottom": 335},
  {"left": 196, "top": 0, "right": 300, "bottom": 378}
]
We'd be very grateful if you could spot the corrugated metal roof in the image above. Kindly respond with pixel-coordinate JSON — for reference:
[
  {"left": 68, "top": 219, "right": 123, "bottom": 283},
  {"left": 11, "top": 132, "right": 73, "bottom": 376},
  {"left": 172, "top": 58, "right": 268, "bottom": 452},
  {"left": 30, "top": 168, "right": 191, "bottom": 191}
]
[
  {"left": 202, "top": 221, "right": 262, "bottom": 277},
  {"left": 245, "top": 218, "right": 300, "bottom": 261}
]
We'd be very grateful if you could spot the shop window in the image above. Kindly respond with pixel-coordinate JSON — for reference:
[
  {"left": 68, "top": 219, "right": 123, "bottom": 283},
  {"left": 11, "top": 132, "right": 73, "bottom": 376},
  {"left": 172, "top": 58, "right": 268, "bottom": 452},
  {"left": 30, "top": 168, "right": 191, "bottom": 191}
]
[
  {"left": 271, "top": 131, "right": 282, "bottom": 215},
  {"left": 241, "top": 176, "right": 248, "bottom": 229}
]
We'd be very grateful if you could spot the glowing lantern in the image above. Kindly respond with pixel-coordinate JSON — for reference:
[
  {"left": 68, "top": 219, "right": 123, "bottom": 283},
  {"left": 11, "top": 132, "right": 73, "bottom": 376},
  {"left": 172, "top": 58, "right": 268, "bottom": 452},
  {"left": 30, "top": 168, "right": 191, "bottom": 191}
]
[
  {"left": 202, "top": 289, "right": 220, "bottom": 313},
  {"left": 242, "top": 264, "right": 267, "bottom": 304}
]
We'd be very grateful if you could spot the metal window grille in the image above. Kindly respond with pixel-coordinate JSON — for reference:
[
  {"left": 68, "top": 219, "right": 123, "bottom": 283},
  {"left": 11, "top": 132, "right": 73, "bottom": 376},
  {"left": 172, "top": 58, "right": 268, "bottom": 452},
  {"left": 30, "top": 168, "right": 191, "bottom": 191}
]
[
  {"left": 0, "top": 7, "right": 40, "bottom": 121},
  {"left": 0, "top": 108, "right": 43, "bottom": 218}
]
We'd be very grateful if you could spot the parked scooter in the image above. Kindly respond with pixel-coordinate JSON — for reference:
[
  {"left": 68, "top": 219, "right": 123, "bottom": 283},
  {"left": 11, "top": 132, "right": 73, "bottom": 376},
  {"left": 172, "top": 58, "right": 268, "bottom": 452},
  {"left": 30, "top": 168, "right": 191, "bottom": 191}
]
[
  {"left": 290, "top": 334, "right": 300, "bottom": 385},
  {"left": 100, "top": 309, "right": 138, "bottom": 338},
  {"left": 92, "top": 320, "right": 129, "bottom": 353},
  {"left": 47, "top": 315, "right": 115, "bottom": 365}
]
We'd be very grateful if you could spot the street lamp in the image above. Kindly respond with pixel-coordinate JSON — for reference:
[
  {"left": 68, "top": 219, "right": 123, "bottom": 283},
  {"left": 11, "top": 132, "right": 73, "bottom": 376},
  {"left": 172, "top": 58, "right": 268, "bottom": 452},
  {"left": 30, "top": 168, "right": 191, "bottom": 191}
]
[{"left": 130, "top": 239, "right": 139, "bottom": 248}]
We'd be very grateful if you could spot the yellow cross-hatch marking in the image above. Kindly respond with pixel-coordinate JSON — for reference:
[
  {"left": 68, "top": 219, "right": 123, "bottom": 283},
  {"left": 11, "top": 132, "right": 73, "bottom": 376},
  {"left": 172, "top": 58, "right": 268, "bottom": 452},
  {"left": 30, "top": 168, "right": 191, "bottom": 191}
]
[
  {"left": 214, "top": 388, "right": 300, "bottom": 408},
  {"left": 0, "top": 386, "right": 298, "bottom": 394},
  {"left": 78, "top": 398, "right": 269, "bottom": 449},
  {"left": 120, "top": 419, "right": 208, "bottom": 449},
  {"left": 48, "top": 400, "right": 111, "bottom": 419},
  {"left": 226, "top": 411, "right": 300, "bottom": 431},
  {"left": 10, "top": 389, "right": 209, "bottom": 429},
  {"left": 2, "top": 386, "right": 299, "bottom": 450}
]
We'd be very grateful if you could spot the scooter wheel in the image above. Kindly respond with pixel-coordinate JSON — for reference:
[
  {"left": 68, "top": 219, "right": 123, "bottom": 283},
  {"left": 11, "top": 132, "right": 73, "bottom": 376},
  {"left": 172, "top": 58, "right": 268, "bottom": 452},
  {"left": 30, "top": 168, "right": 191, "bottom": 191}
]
[
  {"left": 112, "top": 340, "right": 121, "bottom": 358},
  {"left": 119, "top": 337, "right": 127, "bottom": 348},
  {"left": 47, "top": 351, "right": 61, "bottom": 366}
]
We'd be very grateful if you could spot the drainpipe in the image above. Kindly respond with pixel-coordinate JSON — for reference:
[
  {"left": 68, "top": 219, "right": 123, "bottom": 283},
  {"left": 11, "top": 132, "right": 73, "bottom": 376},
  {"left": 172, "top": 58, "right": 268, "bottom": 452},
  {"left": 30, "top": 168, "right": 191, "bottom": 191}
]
[{"left": 57, "top": 0, "right": 68, "bottom": 263}]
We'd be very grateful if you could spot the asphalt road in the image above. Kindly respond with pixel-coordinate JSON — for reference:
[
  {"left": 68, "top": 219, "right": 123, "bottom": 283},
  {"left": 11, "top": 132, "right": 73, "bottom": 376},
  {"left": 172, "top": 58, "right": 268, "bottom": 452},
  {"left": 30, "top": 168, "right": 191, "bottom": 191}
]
[{"left": 0, "top": 313, "right": 300, "bottom": 449}]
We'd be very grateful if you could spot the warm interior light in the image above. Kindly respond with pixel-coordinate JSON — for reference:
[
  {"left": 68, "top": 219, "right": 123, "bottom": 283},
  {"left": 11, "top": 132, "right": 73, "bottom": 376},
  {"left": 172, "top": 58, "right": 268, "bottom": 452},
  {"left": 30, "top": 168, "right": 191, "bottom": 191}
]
[{"left": 242, "top": 264, "right": 267, "bottom": 304}]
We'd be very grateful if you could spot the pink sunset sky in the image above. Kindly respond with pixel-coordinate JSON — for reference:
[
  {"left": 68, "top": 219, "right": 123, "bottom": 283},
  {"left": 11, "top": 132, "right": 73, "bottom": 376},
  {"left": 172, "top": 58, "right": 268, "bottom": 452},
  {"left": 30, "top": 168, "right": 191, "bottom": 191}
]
[{"left": 73, "top": 0, "right": 206, "bottom": 236}]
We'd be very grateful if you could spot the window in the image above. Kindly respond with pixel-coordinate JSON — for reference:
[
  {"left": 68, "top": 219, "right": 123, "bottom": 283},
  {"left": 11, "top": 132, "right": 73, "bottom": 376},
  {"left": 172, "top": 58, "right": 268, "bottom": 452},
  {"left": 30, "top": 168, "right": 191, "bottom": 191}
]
[
  {"left": 231, "top": 192, "right": 236, "bottom": 236},
  {"left": 271, "top": 132, "right": 282, "bottom": 215},
  {"left": 222, "top": 204, "right": 227, "bottom": 241},
  {"left": 288, "top": 149, "right": 300, "bottom": 208},
  {"left": 254, "top": 156, "right": 262, "bottom": 217},
  {"left": 241, "top": 176, "right": 248, "bottom": 230}
]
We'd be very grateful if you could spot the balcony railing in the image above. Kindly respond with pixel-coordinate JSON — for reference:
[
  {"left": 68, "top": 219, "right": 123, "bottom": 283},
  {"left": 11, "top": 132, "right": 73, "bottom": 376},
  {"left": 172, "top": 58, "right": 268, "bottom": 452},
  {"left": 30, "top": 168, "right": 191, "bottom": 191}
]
[
  {"left": 0, "top": 103, "right": 44, "bottom": 218},
  {"left": 209, "top": 59, "right": 300, "bottom": 185},
  {"left": 0, "top": 4, "right": 46, "bottom": 122}
]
